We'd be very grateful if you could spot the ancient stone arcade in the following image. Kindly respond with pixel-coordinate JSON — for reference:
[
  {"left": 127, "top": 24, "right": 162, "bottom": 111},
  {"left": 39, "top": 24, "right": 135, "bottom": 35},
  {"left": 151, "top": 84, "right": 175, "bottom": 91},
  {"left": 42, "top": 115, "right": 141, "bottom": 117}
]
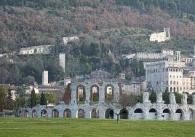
[{"left": 21, "top": 81, "right": 195, "bottom": 121}]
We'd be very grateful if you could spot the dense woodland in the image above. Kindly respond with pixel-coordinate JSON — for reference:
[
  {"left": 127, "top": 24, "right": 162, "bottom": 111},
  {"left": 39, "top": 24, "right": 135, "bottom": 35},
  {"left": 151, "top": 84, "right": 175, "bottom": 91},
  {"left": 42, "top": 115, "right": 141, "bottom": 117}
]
[{"left": 0, "top": 0, "right": 195, "bottom": 84}]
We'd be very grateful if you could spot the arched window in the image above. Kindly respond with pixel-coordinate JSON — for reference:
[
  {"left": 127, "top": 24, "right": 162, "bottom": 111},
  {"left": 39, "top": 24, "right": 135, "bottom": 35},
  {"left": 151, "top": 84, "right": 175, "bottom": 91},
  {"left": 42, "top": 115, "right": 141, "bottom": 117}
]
[
  {"left": 77, "top": 85, "right": 86, "bottom": 103},
  {"left": 78, "top": 109, "right": 85, "bottom": 118},
  {"left": 91, "top": 108, "right": 98, "bottom": 118},
  {"left": 149, "top": 108, "right": 157, "bottom": 113},
  {"left": 32, "top": 109, "right": 37, "bottom": 118},
  {"left": 105, "top": 85, "right": 114, "bottom": 102},
  {"left": 90, "top": 85, "right": 99, "bottom": 102},
  {"left": 64, "top": 109, "right": 71, "bottom": 118},
  {"left": 134, "top": 108, "right": 143, "bottom": 113},
  {"left": 120, "top": 108, "right": 128, "bottom": 119},
  {"left": 52, "top": 109, "right": 59, "bottom": 118},
  {"left": 105, "top": 109, "right": 114, "bottom": 119},
  {"left": 170, "top": 87, "right": 172, "bottom": 92},
  {"left": 41, "top": 109, "right": 47, "bottom": 117}
]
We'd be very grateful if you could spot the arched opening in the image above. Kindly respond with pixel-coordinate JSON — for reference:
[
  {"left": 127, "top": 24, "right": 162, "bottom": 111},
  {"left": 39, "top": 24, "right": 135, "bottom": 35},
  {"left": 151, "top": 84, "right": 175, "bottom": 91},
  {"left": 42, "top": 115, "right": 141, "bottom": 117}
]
[
  {"left": 24, "top": 110, "right": 29, "bottom": 118},
  {"left": 77, "top": 85, "right": 86, "bottom": 104},
  {"left": 105, "top": 108, "right": 114, "bottom": 119},
  {"left": 120, "top": 108, "right": 128, "bottom": 119},
  {"left": 90, "top": 85, "right": 99, "bottom": 102},
  {"left": 41, "top": 109, "right": 47, "bottom": 117},
  {"left": 175, "top": 109, "right": 183, "bottom": 120},
  {"left": 189, "top": 109, "right": 194, "bottom": 120},
  {"left": 134, "top": 108, "right": 144, "bottom": 119},
  {"left": 162, "top": 109, "right": 171, "bottom": 120},
  {"left": 52, "top": 109, "right": 59, "bottom": 118},
  {"left": 32, "top": 109, "right": 37, "bottom": 118},
  {"left": 78, "top": 109, "right": 85, "bottom": 118},
  {"left": 91, "top": 108, "right": 98, "bottom": 118},
  {"left": 149, "top": 108, "right": 157, "bottom": 120},
  {"left": 64, "top": 109, "right": 71, "bottom": 118},
  {"left": 170, "top": 87, "right": 172, "bottom": 92},
  {"left": 105, "top": 85, "right": 114, "bottom": 102}
]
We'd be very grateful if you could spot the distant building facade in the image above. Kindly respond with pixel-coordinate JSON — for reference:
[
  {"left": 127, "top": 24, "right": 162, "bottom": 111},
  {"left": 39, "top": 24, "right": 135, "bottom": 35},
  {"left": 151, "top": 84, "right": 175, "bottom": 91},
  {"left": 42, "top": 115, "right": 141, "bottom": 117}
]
[
  {"left": 19, "top": 45, "right": 54, "bottom": 55},
  {"left": 150, "top": 28, "right": 171, "bottom": 42}
]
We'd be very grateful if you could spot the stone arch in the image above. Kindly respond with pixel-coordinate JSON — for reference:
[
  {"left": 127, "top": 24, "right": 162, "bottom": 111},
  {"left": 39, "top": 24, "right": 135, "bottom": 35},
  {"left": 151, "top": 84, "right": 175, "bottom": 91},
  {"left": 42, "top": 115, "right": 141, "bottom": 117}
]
[
  {"left": 105, "top": 84, "right": 114, "bottom": 102},
  {"left": 78, "top": 109, "right": 85, "bottom": 118},
  {"left": 52, "top": 109, "right": 59, "bottom": 118},
  {"left": 90, "top": 85, "right": 99, "bottom": 102},
  {"left": 105, "top": 108, "right": 114, "bottom": 119},
  {"left": 120, "top": 108, "right": 128, "bottom": 119},
  {"left": 162, "top": 108, "right": 171, "bottom": 120},
  {"left": 41, "top": 109, "right": 47, "bottom": 117},
  {"left": 175, "top": 109, "right": 183, "bottom": 120},
  {"left": 77, "top": 85, "right": 86, "bottom": 104},
  {"left": 91, "top": 108, "right": 98, "bottom": 118},
  {"left": 32, "top": 109, "right": 37, "bottom": 118},
  {"left": 24, "top": 110, "right": 29, "bottom": 118},
  {"left": 189, "top": 109, "right": 194, "bottom": 120},
  {"left": 64, "top": 109, "right": 71, "bottom": 118},
  {"left": 133, "top": 108, "right": 144, "bottom": 119},
  {"left": 149, "top": 108, "right": 157, "bottom": 120}
]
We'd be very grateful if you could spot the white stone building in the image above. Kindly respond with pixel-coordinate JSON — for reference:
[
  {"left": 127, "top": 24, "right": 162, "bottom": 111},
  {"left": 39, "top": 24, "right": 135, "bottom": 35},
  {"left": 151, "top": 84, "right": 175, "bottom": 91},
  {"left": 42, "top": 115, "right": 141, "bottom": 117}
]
[
  {"left": 123, "top": 49, "right": 174, "bottom": 61},
  {"left": 150, "top": 28, "right": 171, "bottom": 42},
  {"left": 63, "top": 36, "right": 79, "bottom": 45},
  {"left": 19, "top": 45, "right": 54, "bottom": 55},
  {"left": 59, "top": 53, "right": 66, "bottom": 73}
]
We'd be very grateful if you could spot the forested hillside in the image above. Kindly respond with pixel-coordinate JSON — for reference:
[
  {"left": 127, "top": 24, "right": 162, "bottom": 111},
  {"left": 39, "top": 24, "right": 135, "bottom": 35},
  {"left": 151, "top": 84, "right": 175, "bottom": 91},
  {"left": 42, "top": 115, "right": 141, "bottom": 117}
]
[{"left": 0, "top": 0, "right": 195, "bottom": 85}]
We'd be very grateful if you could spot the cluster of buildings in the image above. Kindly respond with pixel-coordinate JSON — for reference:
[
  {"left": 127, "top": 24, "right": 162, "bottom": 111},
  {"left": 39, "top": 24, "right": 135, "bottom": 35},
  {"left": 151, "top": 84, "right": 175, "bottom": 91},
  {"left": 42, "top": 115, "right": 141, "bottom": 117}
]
[{"left": 144, "top": 49, "right": 195, "bottom": 94}]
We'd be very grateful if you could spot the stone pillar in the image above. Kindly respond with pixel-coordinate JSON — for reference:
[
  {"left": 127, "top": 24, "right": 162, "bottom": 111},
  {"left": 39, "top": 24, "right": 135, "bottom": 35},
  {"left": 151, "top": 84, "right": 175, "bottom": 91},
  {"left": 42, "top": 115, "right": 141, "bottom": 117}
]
[
  {"left": 193, "top": 94, "right": 195, "bottom": 105},
  {"left": 181, "top": 93, "right": 187, "bottom": 105},
  {"left": 59, "top": 109, "right": 64, "bottom": 118},
  {"left": 143, "top": 108, "right": 149, "bottom": 120},
  {"left": 71, "top": 83, "right": 77, "bottom": 105},
  {"left": 98, "top": 107, "right": 105, "bottom": 119},
  {"left": 99, "top": 85, "right": 105, "bottom": 104},
  {"left": 157, "top": 92, "right": 164, "bottom": 103},
  {"left": 143, "top": 92, "right": 150, "bottom": 103},
  {"left": 85, "top": 85, "right": 90, "bottom": 104},
  {"left": 169, "top": 92, "right": 176, "bottom": 104},
  {"left": 71, "top": 108, "right": 77, "bottom": 118},
  {"left": 85, "top": 109, "right": 91, "bottom": 118}
]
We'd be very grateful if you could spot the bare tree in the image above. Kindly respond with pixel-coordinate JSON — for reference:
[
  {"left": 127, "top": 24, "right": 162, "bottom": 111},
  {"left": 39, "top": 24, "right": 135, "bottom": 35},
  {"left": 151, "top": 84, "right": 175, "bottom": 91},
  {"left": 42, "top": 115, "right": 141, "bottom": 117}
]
[{"left": 119, "top": 93, "right": 138, "bottom": 108}]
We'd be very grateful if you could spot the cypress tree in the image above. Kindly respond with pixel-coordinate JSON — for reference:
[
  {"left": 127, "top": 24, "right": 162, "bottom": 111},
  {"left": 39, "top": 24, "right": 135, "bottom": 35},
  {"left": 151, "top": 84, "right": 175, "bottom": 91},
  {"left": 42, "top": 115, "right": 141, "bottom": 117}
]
[
  {"left": 30, "top": 88, "right": 36, "bottom": 108},
  {"left": 40, "top": 92, "right": 47, "bottom": 105}
]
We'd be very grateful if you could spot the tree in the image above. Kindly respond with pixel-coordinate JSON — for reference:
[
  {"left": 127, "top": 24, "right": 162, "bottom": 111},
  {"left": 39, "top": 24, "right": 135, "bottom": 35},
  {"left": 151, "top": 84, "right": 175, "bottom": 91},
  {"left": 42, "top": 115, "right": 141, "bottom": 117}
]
[
  {"left": 30, "top": 89, "right": 37, "bottom": 108},
  {"left": 5, "top": 89, "right": 14, "bottom": 110},
  {"left": 0, "top": 86, "right": 7, "bottom": 112},
  {"left": 44, "top": 93, "right": 56, "bottom": 104},
  {"left": 149, "top": 91, "right": 156, "bottom": 103},
  {"left": 63, "top": 84, "right": 71, "bottom": 105},
  {"left": 174, "top": 92, "right": 182, "bottom": 104},
  {"left": 15, "top": 86, "right": 26, "bottom": 109},
  {"left": 40, "top": 92, "right": 47, "bottom": 105},
  {"left": 187, "top": 94, "right": 193, "bottom": 104},
  {"left": 163, "top": 91, "right": 170, "bottom": 104},
  {"left": 119, "top": 93, "right": 138, "bottom": 108}
]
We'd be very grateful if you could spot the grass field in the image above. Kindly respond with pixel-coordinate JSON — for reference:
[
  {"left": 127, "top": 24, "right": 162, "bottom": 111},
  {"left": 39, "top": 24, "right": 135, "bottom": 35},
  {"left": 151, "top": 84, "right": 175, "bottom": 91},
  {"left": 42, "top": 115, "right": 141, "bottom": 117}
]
[{"left": 0, "top": 118, "right": 195, "bottom": 137}]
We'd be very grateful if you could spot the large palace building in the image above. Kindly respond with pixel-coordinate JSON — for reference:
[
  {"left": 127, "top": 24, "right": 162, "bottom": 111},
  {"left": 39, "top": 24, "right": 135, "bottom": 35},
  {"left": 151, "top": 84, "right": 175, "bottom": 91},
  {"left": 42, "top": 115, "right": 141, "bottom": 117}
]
[{"left": 144, "top": 50, "right": 195, "bottom": 94}]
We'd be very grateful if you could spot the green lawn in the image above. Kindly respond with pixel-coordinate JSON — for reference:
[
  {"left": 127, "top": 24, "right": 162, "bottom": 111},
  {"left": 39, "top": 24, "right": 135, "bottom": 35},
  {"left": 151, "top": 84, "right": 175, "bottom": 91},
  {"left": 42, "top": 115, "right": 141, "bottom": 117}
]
[{"left": 0, "top": 118, "right": 194, "bottom": 137}]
